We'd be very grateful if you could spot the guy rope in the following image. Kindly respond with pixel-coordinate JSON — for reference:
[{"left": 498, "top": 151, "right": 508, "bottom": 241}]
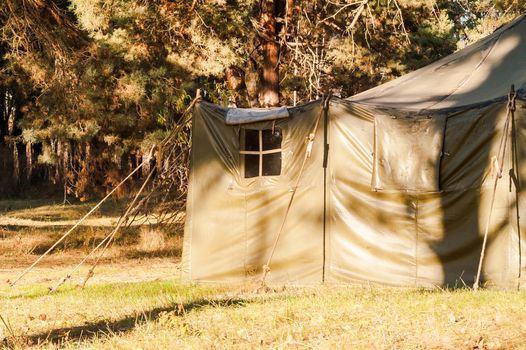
[
  {"left": 473, "top": 85, "right": 517, "bottom": 291},
  {"left": 258, "top": 94, "right": 331, "bottom": 290},
  {"left": 48, "top": 160, "right": 156, "bottom": 293},
  {"left": 7, "top": 160, "right": 148, "bottom": 287},
  {"left": 9, "top": 93, "right": 200, "bottom": 289}
]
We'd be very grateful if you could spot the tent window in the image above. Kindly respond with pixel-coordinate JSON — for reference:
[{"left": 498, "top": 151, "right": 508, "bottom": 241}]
[{"left": 240, "top": 128, "right": 282, "bottom": 178}]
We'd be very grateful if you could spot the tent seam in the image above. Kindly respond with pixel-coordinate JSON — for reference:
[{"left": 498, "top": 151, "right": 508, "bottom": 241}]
[
  {"left": 420, "top": 30, "right": 502, "bottom": 113},
  {"left": 414, "top": 195, "right": 419, "bottom": 287}
]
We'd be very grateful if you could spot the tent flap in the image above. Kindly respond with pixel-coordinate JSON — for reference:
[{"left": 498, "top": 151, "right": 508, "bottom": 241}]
[{"left": 373, "top": 115, "right": 446, "bottom": 192}]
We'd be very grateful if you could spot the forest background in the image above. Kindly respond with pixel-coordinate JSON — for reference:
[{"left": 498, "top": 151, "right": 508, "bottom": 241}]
[{"left": 1, "top": 0, "right": 525, "bottom": 202}]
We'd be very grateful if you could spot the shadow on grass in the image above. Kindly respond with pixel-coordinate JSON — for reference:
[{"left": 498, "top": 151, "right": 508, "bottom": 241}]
[
  {"left": 123, "top": 248, "right": 181, "bottom": 259},
  {"left": 16, "top": 297, "right": 250, "bottom": 348}
]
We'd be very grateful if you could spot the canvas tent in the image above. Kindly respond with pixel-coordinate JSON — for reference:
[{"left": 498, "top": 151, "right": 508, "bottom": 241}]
[{"left": 182, "top": 14, "right": 526, "bottom": 289}]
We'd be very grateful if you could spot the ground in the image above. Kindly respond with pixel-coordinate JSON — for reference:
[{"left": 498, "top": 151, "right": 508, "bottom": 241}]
[{"left": 1, "top": 199, "right": 526, "bottom": 349}]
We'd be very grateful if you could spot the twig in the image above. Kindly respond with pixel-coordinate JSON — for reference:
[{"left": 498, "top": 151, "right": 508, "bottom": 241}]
[
  {"left": 347, "top": 0, "right": 368, "bottom": 33},
  {"left": 317, "top": 1, "right": 363, "bottom": 27},
  {"left": 0, "top": 314, "right": 16, "bottom": 344}
]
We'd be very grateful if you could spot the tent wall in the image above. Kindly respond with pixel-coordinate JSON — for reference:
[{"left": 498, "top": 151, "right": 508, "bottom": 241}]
[
  {"left": 182, "top": 101, "right": 325, "bottom": 283},
  {"left": 326, "top": 99, "right": 521, "bottom": 288},
  {"left": 183, "top": 97, "right": 525, "bottom": 289}
]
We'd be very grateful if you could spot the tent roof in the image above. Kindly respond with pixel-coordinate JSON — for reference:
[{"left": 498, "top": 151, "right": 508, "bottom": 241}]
[{"left": 348, "top": 14, "right": 526, "bottom": 113}]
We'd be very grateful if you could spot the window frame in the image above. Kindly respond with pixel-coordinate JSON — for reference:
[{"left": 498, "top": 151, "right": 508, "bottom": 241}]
[{"left": 239, "top": 128, "right": 282, "bottom": 178}]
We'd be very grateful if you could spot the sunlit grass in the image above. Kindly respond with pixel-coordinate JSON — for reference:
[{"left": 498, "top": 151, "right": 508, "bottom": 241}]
[
  {"left": 0, "top": 198, "right": 183, "bottom": 263},
  {"left": 2, "top": 279, "right": 526, "bottom": 349}
]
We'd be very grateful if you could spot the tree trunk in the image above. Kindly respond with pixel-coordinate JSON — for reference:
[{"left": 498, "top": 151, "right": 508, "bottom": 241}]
[
  {"left": 142, "top": 151, "right": 150, "bottom": 178},
  {"left": 245, "top": 58, "right": 261, "bottom": 107},
  {"left": 77, "top": 142, "right": 91, "bottom": 201},
  {"left": 26, "top": 142, "right": 32, "bottom": 180},
  {"left": 83, "top": 142, "right": 91, "bottom": 172},
  {"left": 0, "top": 87, "right": 7, "bottom": 137},
  {"left": 136, "top": 152, "right": 143, "bottom": 179},
  {"left": 12, "top": 143, "right": 19, "bottom": 182},
  {"left": 259, "top": 0, "right": 280, "bottom": 107},
  {"left": 63, "top": 140, "right": 71, "bottom": 200},
  {"left": 286, "top": 0, "right": 294, "bottom": 23},
  {"left": 55, "top": 140, "right": 62, "bottom": 184},
  {"left": 225, "top": 66, "right": 247, "bottom": 107}
]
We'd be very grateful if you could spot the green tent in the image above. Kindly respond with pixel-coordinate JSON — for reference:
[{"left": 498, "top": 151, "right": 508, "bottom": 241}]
[{"left": 182, "top": 14, "right": 526, "bottom": 289}]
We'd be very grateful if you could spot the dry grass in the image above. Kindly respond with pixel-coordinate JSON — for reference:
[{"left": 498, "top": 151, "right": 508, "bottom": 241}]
[
  {"left": 137, "top": 227, "right": 166, "bottom": 252},
  {"left": 0, "top": 198, "right": 184, "bottom": 265},
  {"left": 0, "top": 199, "right": 124, "bottom": 221},
  {"left": 0, "top": 198, "right": 184, "bottom": 228}
]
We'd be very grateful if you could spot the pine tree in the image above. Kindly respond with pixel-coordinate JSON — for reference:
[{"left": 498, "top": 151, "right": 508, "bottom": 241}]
[{"left": 0, "top": 0, "right": 524, "bottom": 198}]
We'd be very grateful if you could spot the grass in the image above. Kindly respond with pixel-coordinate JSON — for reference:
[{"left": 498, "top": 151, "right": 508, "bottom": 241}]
[
  {"left": 2, "top": 199, "right": 526, "bottom": 349},
  {"left": 0, "top": 199, "right": 125, "bottom": 220},
  {"left": 2, "top": 280, "right": 526, "bottom": 349}
]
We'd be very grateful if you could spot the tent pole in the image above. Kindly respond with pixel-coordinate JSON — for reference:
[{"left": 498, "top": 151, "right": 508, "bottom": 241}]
[
  {"left": 510, "top": 91, "right": 522, "bottom": 289},
  {"left": 322, "top": 96, "right": 329, "bottom": 283}
]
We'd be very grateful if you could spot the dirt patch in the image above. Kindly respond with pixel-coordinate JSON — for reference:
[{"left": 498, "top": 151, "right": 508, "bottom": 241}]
[
  {"left": 0, "top": 212, "right": 185, "bottom": 228},
  {"left": 1, "top": 255, "right": 181, "bottom": 288}
]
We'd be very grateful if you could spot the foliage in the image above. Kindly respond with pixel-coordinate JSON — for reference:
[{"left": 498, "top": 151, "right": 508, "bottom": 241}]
[{"left": 0, "top": 0, "right": 525, "bottom": 198}]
